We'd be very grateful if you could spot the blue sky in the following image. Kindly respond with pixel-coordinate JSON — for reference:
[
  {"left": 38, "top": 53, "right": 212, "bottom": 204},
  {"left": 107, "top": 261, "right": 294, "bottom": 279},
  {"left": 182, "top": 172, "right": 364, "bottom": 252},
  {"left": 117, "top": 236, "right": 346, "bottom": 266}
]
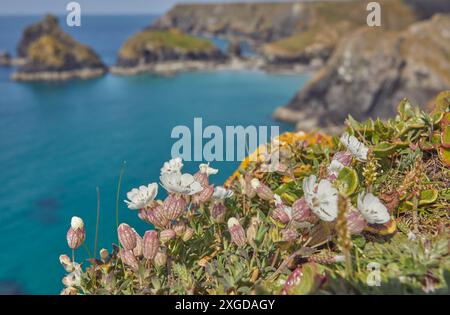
[{"left": 0, "top": 0, "right": 293, "bottom": 15}]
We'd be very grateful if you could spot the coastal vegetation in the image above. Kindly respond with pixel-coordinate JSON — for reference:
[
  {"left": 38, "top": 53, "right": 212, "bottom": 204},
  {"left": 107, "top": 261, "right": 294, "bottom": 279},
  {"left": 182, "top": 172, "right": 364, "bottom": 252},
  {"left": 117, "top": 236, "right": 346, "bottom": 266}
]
[{"left": 60, "top": 93, "right": 450, "bottom": 295}]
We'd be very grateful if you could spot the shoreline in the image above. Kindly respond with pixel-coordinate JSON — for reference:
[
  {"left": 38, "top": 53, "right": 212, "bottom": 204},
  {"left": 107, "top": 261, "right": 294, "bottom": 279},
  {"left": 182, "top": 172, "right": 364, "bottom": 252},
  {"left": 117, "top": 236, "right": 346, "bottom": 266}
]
[{"left": 11, "top": 67, "right": 107, "bottom": 82}]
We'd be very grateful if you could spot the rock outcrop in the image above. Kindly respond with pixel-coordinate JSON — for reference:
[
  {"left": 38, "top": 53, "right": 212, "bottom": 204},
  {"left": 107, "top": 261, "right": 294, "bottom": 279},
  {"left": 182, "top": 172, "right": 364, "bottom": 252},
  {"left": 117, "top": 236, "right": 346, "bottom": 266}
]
[
  {"left": 274, "top": 14, "right": 450, "bottom": 131},
  {"left": 13, "top": 15, "right": 106, "bottom": 81},
  {"left": 0, "top": 51, "right": 12, "bottom": 66},
  {"left": 112, "top": 28, "right": 225, "bottom": 75}
]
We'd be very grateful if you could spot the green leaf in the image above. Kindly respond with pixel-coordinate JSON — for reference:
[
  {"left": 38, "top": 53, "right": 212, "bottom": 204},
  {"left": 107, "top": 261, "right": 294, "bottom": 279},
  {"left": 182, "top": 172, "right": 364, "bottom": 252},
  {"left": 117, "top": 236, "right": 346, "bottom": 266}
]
[{"left": 336, "top": 167, "right": 359, "bottom": 197}]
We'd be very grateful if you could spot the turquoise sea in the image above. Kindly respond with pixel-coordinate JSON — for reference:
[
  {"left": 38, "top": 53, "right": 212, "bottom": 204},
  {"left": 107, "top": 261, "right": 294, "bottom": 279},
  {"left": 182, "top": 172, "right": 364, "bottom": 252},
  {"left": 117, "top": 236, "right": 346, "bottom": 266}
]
[{"left": 0, "top": 15, "right": 308, "bottom": 294}]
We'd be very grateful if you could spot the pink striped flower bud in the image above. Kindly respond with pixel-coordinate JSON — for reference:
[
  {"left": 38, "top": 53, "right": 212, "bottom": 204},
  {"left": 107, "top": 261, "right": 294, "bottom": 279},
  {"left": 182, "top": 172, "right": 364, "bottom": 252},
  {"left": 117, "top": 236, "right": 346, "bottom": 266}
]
[
  {"left": 347, "top": 207, "right": 366, "bottom": 235},
  {"left": 173, "top": 221, "right": 186, "bottom": 236},
  {"left": 193, "top": 184, "right": 215, "bottom": 204},
  {"left": 120, "top": 249, "right": 139, "bottom": 270},
  {"left": 163, "top": 194, "right": 187, "bottom": 221},
  {"left": 132, "top": 229, "right": 143, "bottom": 257},
  {"left": 160, "top": 229, "right": 176, "bottom": 243},
  {"left": 118, "top": 223, "right": 137, "bottom": 250},
  {"left": 211, "top": 202, "right": 227, "bottom": 223},
  {"left": 66, "top": 217, "right": 85, "bottom": 249},
  {"left": 154, "top": 250, "right": 167, "bottom": 267},
  {"left": 281, "top": 228, "right": 299, "bottom": 242},
  {"left": 227, "top": 217, "right": 247, "bottom": 247},
  {"left": 59, "top": 254, "right": 73, "bottom": 272},
  {"left": 146, "top": 205, "right": 170, "bottom": 228},
  {"left": 251, "top": 179, "right": 274, "bottom": 201},
  {"left": 182, "top": 227, "right": 195, "bottom": 242},
  {"left": 333, "top": 151, "right": 353, "bottom": 167},
  {"left": 143, "top": 230, "right": 159, "bottom": 260},
  {"left": 291, "top": 198, "right": 313, "bottom": 222},
  {"left": 194, "top": 164, "right": 218, "bottom": 188},
  {"left": 100, "top": 248, "right": 109, "bottom": 261},
  {"left": 271, "top": 206, "right": 291, "bottom": 224}
]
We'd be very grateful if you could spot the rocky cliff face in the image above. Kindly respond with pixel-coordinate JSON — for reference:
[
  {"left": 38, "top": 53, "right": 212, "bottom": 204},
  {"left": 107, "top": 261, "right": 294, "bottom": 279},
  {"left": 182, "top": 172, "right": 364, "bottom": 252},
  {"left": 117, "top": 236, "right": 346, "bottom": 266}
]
[
  {"left": 274, "top": 14, "right": 450, "bottom": 130},
  {"left": 14, "top": 15, "right": 106, "bottom": 81}
]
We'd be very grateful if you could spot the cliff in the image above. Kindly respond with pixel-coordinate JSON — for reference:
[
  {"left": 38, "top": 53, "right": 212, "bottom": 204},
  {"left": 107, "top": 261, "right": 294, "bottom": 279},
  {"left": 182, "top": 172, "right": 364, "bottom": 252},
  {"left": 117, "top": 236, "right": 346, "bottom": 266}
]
[
  {"left": 274, "top": 14, "right": 450, "bottom": 130},
  {"left": 13, "top": 15, "right": 106, "bottom": 81},
  {"left": 113, "top": 28, "right": 225, "bottom": 75}
]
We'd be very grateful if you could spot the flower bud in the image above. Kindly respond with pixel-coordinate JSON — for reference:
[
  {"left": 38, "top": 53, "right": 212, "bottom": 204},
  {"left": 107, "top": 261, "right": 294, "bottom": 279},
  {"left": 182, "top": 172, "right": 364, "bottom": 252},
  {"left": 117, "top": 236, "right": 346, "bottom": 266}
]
[
  {"left": 160, "top": 229, "right": 176, "bottom": 243},
  {"left": 246, "top": 217, "right": 260, "bottom": 247},
  {"left": 118, "top": 223, "right": 137, "bottom": 250},
  {"left": 100, "top": 248, "right": 109, "bottom": 261},
  {"left": 291, "top": 198, "right": 313, "bottom": 222},
  {"left": 194, "top": 172, "right": 209, "bottom": 188},
  {"left": 132, "top": 229, "right": 143, "bottom": 257},
  {"left": 143, "top": 230, "right": 159, "bottom": 260},
  {"left": 239, "top": 175, "right": 256, "bottom": 198},
  {"left": 193, "top": 185, "right": 215, "bottom": 204},
  {"left": 154, "top": 251, "right": 167, "bottom": 267},
  {"left": 59, "top": 254, "right": 73, "bottom": 272},
  {"left": 182, "top": 227, "right": 195, "bottom": 242},
  {"left": 227, "top": 217, "right": 246, "bottom": 247},
  {"left": 146, "top": 205, "right": 170, "bottom": 228},
  {"left": 163, "top": 194, "right": 187, "bottom": 221},
  {"left": 120, "top": 249, "right": 139, "bottom": 270},
  {"left": 251, "top": 179, "right": 274, "bottom": 201},
  {"left": 173, "top": 221, "right": 186, "bottom": 236},
  {"left": 271, "top": 206, "right": 291, "bottom": 224},
  {"left": 333, "top": 151, "right": 353, "bottom": 167},
  {"left": 71, "top": 216, "right": 84, "bottom": 230},
  {"left": 211, "top": 202, "right": 227, "bottom": 223},
  {"left": 346, "top": 207, "right": 366, "bottom": 235},
  {"left": 67, "top": 221, "right": 85, "bottom": 250},
  {"left": 281, "top": 228, "right": 298, "bottom": 242}
]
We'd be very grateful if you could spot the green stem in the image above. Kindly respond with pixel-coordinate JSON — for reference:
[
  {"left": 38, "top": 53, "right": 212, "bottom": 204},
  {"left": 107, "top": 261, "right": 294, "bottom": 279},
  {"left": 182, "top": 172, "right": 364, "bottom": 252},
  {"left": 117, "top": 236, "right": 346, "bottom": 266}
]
[{"left": 93, "top": 187, "right": 100, "bottom": 261}]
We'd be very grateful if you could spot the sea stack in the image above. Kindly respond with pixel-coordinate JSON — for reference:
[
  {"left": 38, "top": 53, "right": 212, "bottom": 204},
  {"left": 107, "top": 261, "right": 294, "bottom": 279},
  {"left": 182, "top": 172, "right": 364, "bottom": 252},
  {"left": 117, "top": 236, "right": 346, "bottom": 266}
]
[
  {"left": 12, "top": 15, "right": 107, "bottom": 82},
  {"left": 111, "top": 28, "right": 225, "bottom": 75}
]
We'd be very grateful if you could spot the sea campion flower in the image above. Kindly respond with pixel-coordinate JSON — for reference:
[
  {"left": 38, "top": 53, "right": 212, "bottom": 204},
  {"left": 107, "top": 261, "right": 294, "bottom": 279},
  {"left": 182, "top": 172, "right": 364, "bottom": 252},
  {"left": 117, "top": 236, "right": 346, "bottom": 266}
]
[
  {"left": 59, "top": 254, "right": 74, "bottom": 272},
  {"left": 118, "top": 223, "right": 137, "bottom": 250},
  {"left": 144, "top": 205, "right": 170, "bottom": 228},
  {"left": 160, "top": 157, "right": 183, "bottom": 175},
  {"left": 303, "top": 175, "right": 338, "bottom": 222},
  {"left": 192, "top": 184, "right": 215, "bottom": 204},
  {"left": 162, "top": 194, "right": 187, "bottom": 221},
  {"left": 194, "top": 163, "right": 218, "bottom": 188},
  {"left": 227, "top": 217, "right": 247, "bottom": 247},
  {"left": 340, "top": 133, "right": 368, "bottom": 162},
  {"left": 160, "top": 172, "right": 203, "bottom": 195},
  {"left": 100, "top": 248, "right": 109, "bottom": 261},
  {"left": 281, "top": 228, "right": 298, "bottom": 242},
  {"left": 62, "top": 267, "right": 82, "bottom": 287},
  {"left": 173, "top": 221, "right": 186, "bottom": 236},
  {"left": 357, "top": 192, "right": 391, "bottom": 224},
  {"left": 120, "top": 249, "right": 139, "bottom": 270},
  {"left": 132, "top": 229, "right": 143, "bottom": 257},
  {"left": 212, "top": 186, "right": 234, "bottom": 200},
  {"left": 271, "top": 195, "right": 292, "bottom": 224},
  {"left": 154, "top": 250, "right": 167, "bottom": 267},
  {"left": 239, "top": 175, "right": 256, "bottom": 198},
  {"left": 124, "top": 183, "right": 158, "bottom": 210},
  {"left": 66, "top": 216, "right": 85, "bottom": 249},
  {"left": 291, "top": 198, "right": 314, "bottom": 222},
  {"left": 182, "top": 227, "right": 195, "bottom": 242},
  {"left": 211, "top": 202, "right": 227, "bottom": 223},
  {"left": 160, "top": 229, "right": 176, "bottom": 243},
  {"left": 143, "top": 230, "right": 159, "bottom": 260},
  {"left": 346, "top": 207, "right": 366, "bottom": 234},
  {"left": 250, "top": 178, "right": 274, "bottom": 201}
]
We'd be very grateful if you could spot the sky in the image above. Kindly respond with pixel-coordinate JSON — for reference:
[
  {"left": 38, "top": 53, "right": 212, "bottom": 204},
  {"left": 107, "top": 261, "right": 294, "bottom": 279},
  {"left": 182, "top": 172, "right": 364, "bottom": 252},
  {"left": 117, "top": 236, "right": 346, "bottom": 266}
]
[{"left": 0, "top": 0, "right": 298, "bottom": 15}]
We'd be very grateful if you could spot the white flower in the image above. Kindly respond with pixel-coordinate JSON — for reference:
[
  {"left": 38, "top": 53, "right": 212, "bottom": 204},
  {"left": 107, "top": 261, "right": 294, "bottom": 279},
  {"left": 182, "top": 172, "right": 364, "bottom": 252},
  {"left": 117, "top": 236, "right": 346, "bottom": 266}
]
[
  {"left": 213, "top": 186, "right": 234, "bottom": 200},
  {"left": 327, "top": 159, "right": 345, "bottom": 179},
  {"left": 160, "top": 157, "right": 183, "bottom": 175},
  {"left": 250, "top": 178, "right": 261, "bottom": 189},
  {"left": 273, "top": 194, "right": 283, "bottom": 206},
  {"left": 199, "top": 163, "right": 218, "bottom": 176},
  {"left": 302, "top": 175, "right": 338, "bottom": 222},
  {"left": 340, "top": 132, "right": 368, "bottom": 162},
  {"left": 71, "top": 217, "right": 84, "bottom": 230},
  {"left": 124, "top": 183, "right": 158, "bottom": 210},
  {"left": 160, "top": 172, "right": 203, "bottom": 195},
  {"left": 62, "top": 268, "right": 81, "bottom": 287},
  {"left": 357, "top": 192, "right": 390, "bottom": 224}
]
